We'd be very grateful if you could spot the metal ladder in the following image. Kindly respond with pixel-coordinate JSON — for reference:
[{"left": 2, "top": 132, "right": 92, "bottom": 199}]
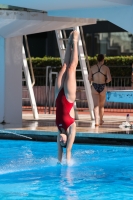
[
  {"left": 22, "top": 35, "right": 39, "bottom": 119},
  {"left": 45, "top": 66, "right": 59, "bottom": 114},
  {"left": 55, "top": 26, "right": 94, "bottom": 120}
]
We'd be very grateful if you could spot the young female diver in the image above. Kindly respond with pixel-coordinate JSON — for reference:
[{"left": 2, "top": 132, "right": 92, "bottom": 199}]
[
  {"left": 88, "top": 54, "right": 112, "bottom": 126},
  {"left": 55, "top": 30, "right": 79, "bottom": 164}
]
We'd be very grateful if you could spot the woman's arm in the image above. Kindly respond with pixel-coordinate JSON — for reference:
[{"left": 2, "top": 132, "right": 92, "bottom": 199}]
[
  {"left": 66, "top": 122, "right": 76, "bottom": 164},
  {"left": 88, "top": 68, "right": 92, "bottom": 83},
  {"left": 57, "top": 133, "right": 63, "bottom": 163},
  {"left": 106, "top": 67, "right": 112, "bottom": 83}
]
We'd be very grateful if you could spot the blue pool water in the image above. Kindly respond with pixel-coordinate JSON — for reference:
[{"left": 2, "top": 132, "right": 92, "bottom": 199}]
[{"left": 0, "top": 140, "right": 133, "bottom": 200}]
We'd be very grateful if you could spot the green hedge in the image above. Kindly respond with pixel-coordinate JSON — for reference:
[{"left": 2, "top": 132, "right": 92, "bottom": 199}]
[
  {"left": 28, "top": 57, "right": 61, "bottom": 67},
  {"left": 28, "top": 56, "right": 133, "bottom": 67},
  {"left": 28, "top": 56, "right": 133, "bottom": 77},
  {"left": 89, "top": 55, "right": 133, "bottom": 66}
]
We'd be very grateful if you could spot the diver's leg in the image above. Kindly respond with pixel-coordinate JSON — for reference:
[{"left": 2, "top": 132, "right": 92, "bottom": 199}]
[
  {"left": 64, "top": 30, "right": 79, "bottom": 102},
  {"left": 55, "top": 32, "right": 73, "bottom": 99},
  {"left": 64, "top": 32, "right": 73, "bottom": 66}
]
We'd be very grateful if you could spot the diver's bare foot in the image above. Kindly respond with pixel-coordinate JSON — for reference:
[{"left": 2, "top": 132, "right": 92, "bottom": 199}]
[
  {"left": 100, "top": 120, "right": 104, "bottom": 125},
  {"left": 73, "top": 30, "right": 79, "bottom": 42}
]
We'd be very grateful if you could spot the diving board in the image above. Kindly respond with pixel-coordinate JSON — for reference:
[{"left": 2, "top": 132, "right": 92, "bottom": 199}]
[{"left": 106, "top": 90, "right": 133, "bottom": 103}]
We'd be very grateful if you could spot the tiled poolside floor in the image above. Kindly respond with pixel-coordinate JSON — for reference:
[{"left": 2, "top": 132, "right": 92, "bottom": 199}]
[
  {"left": 21, "top": 113, "right": 131, "bottom": 133},
  {"left": 0, "top": 112, "right": 133, "bottom": 145}
]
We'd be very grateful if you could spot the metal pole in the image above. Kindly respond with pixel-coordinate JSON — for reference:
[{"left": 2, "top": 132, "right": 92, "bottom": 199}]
[{"left": 45, "top": 66, "right": 51, "bottom": 113}]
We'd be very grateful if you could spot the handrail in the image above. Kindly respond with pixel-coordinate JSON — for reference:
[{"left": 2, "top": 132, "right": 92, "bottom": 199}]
[
  {"left": 45, "top": 66, "right": 52, "bottom": 113},
  {"left": 45, "top": 66, "right": 60, "bottom": 113},
  {"left": 49, "top": 71, "right": 58, "bottom": 114},
  {"left": 79, "top": 26, "right": 91, "bottom": 72},
  {"left": 24, "top": 35, "right": 35, "bottom": 86}
]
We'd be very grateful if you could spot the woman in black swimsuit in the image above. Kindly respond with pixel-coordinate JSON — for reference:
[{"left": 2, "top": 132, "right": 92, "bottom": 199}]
[{"left": 88, "top": 54, "right": 112, "bottom": 126}]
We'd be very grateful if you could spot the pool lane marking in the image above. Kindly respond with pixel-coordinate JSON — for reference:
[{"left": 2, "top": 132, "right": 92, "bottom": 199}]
[{"left": 0, "top": 130, "right": 32, "bottom": 140}]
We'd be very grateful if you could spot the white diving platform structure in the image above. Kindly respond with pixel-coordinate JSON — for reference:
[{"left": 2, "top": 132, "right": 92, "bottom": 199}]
[
  {"left": 0, "top": 4, "right": 96, "bottom": 125},
  {"left": 0, "top": 1, "right": 133, "bottom": 126}
]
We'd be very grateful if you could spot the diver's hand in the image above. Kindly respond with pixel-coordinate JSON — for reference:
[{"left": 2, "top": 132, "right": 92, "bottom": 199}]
[{"left": 57, "top": 161, "right": 61, "bottom": 165}]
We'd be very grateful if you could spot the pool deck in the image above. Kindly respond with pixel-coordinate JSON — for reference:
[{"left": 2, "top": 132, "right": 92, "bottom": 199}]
[{"left": 0, "top": 112, "right": 133, "bottom": 145}]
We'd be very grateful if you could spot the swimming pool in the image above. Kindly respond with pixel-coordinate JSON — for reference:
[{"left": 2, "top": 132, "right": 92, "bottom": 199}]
[{"left": 0, "top": 140, "right": 133, "bottom": 200}]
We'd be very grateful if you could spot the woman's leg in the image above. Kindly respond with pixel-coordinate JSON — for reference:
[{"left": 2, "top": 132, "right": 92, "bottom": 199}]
[
  {"left": 99, "top": 92, "right": 106, "bottom": 125},
  {"left": 55, "top": 64, "right": 67, "bottom": 100},
  {"left": 64, "top": 31, "right": 79, "bottom": 102},
  {"left": 91, "top": 85, "right": 100, "bottom": 125},
  {"left": 92, "top": 92, "right": 100, "bottom": 125},
  {"left": 64, "top": 32, "right": 73, "bottom": 66},
  {"left": 55, "top": 33, "right": 73, "bottom": 99}
]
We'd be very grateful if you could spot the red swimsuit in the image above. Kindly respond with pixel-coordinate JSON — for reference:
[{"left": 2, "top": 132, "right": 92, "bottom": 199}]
[{"left": 56, "top": 88, "right": 75, "bottom": 132}]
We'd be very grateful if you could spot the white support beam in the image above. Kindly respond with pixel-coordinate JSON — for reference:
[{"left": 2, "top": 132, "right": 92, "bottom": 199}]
[
  {"left": 0, "top": 36, "right": 5, "bottom": 123},
  {"left": 75, "top": 26, "right": 94, "bottom": 120},
  {"left": 0, "top": 36, "right": 22, "bottom": 124},
  {"left": 22, "top": 46, "right": 39, "bottom": 120}
]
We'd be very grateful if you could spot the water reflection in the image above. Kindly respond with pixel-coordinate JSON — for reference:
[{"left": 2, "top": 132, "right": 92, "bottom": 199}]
[{"left": 58, "top": 166, "right": 79, "bottom": 200}]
